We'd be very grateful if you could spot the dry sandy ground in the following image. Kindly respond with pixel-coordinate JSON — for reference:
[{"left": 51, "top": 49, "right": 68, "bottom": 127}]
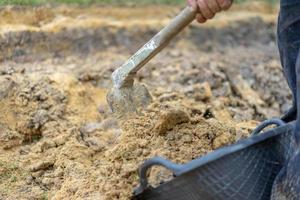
[{"left": 0, "top": 3, "right": 292, "bottom": 200}]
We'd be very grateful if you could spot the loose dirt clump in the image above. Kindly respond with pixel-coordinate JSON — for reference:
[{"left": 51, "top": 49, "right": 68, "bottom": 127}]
[{"left": 154, "top": 108, "right": 190, "bottom": 135}]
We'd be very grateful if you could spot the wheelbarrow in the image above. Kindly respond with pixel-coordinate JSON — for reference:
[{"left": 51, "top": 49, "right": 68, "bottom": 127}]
[{"left": 133, "top": 119, "right": 297, "bottom": 200}]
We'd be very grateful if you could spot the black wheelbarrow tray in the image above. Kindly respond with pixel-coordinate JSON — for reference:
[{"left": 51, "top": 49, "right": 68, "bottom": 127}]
[{"left": 133, "top": 121, "right": 297, "bottom": 200}]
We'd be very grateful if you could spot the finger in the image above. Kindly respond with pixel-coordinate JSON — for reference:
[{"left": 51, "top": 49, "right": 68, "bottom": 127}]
[
  {"left": 187, "top": 0, "right": 198, "bottom": 11},
  {"left": 196, "top": 13, "right": 207, "bottom": 23},
  {"left": 206, "top": 0, "right": 221, "bottom": 13},
  {"left": 197, "top": 0, "right": 215, "bottom": 19},
  {"left": 223, "top": 0, "right": 233, "bottom": 10},
  {"left": 217, "top": 0, "right": 233, "bottom": 10}
]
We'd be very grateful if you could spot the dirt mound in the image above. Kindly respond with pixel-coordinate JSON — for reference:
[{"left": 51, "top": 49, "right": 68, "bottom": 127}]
[
  {"left": 0, "top": 72, "right": 252, "bottom": 199},
  {"left": 95, "top": 101, "right": 241, "bottom": 200}
]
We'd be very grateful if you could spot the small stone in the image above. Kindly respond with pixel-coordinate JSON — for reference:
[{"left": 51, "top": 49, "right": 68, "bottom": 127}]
[{"left": 194, "top": 82, "right": 212, "bottom": 101}]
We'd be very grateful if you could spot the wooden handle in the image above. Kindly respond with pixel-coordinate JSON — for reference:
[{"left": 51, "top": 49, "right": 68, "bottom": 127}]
[{"left": 112, "top": 6, "right": 197, "bottom": 88}]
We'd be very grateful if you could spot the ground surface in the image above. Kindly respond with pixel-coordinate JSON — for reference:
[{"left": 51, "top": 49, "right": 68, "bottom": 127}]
[{"left": 0, "top": 3, "right": 292, "bottom": 200}]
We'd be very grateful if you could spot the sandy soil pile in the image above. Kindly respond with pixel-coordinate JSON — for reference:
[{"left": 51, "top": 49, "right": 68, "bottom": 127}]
[
  {"left": 0, "top": 71, "right": 254, "bottom": 199},
  {"left": 0, "top": 4, "right": 290, "bottom": 200},
  {"left": 0, "top": 72, "right": 254, "bottom": 199}
]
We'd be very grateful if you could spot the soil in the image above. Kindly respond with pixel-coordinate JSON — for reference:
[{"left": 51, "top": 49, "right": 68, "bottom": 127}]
[{"left": 0, "top": 3, "right": 291, "bottom": 200}]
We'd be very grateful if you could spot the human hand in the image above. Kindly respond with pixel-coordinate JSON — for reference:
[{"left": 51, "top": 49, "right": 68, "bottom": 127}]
[{"left": 187, "top": 0, "right": 233, "bottom": 23}]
